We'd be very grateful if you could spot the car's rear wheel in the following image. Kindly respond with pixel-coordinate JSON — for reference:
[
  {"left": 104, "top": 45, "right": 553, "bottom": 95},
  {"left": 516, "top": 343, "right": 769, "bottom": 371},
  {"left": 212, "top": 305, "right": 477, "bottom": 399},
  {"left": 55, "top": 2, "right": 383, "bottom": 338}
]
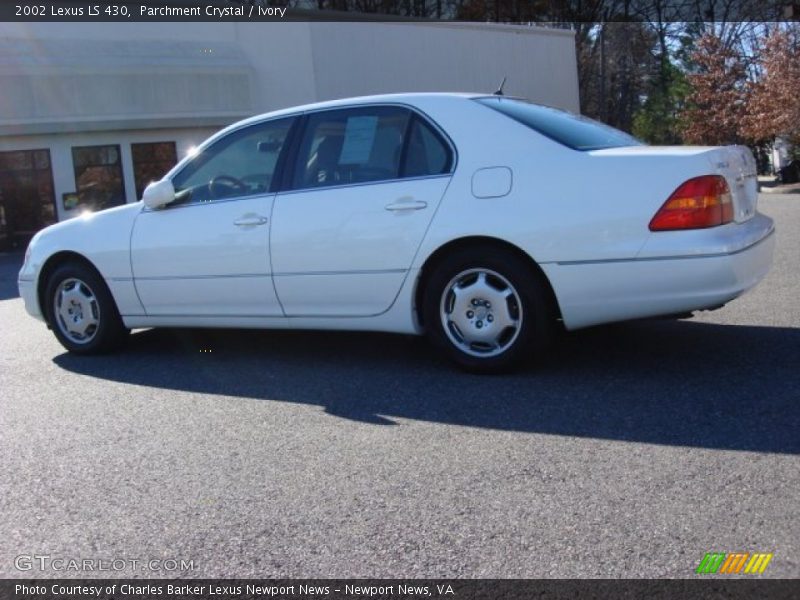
[
  {"left": 423, "top": 247, "right": 554, "bottom": 373},
  {"left": 44, "top": 262, "right": 128, "bottom": 354}
]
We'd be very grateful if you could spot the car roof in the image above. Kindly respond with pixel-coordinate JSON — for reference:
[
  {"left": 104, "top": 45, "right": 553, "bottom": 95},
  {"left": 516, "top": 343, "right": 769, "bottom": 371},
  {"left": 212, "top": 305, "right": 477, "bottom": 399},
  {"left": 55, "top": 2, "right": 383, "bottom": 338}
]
[
  {"left": 168, "top": 93, "right": 489, "bottom": 180},
  {"left": 231, "top": 92, "right": 481, "bottom": 128}
]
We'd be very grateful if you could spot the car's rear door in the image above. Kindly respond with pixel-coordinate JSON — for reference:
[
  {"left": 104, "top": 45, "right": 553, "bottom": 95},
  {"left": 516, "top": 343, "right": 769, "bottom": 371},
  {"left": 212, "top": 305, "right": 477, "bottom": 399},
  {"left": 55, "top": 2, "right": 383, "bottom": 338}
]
[{"left": 270, "top": 105, "right": 454, "bottom": 317}]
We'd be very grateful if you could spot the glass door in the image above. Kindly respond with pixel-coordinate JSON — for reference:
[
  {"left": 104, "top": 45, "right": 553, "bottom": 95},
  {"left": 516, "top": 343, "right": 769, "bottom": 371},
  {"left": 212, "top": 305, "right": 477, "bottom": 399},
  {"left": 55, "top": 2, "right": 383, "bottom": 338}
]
[{"left": 0, "top": 149, "right": 57, "bottom": 251}]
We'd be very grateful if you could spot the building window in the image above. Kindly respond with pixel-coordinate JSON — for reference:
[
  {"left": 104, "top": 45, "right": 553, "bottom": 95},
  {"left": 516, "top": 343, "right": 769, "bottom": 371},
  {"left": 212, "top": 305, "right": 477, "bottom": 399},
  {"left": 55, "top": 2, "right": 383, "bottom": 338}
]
[
  {"left": 0, "top": 149, "right": 57, "bottom": 250},
  {"left": 72, "top": 145, "right": 126, "bottom": 211},
  {"left": 131, "top": 142, "right": 178, "bottom": 199}
]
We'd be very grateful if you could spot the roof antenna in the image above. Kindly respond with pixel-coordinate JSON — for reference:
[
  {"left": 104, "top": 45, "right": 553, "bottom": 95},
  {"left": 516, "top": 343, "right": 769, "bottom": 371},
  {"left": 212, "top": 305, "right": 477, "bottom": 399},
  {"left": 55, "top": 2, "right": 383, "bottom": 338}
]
[{"left": 494, "top": 76, "right": 507, "bottom": 96}]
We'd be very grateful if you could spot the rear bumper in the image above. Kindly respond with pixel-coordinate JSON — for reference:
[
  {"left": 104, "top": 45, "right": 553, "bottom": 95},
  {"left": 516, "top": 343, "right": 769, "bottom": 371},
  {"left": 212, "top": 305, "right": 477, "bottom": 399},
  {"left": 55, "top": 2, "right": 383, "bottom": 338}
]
[{"left": 542, "top": 213, "right": 775, "bottom": 330}]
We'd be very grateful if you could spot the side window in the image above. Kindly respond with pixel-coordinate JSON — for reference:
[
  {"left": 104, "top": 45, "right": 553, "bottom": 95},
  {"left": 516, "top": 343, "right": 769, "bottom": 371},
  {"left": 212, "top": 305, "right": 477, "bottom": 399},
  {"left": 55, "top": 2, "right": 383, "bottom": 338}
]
[
  {"left": 293, "top": 106, "right": 410, "bottom": 189},
  {"left": 403, "top": 117, "right": 452, "bottom": 178},
  {"left": 172, "top": 117, "right": 293, "bottom": 204}
]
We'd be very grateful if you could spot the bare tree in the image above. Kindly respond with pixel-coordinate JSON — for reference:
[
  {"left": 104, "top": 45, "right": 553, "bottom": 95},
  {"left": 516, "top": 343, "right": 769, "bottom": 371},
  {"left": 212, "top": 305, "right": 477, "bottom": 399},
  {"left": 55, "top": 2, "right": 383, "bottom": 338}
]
[
  {"left": 741, "top": 25, "right": 800, "bottom": 144},
  {"left": 680, "top": 33, "right": 747, "bottom": 144}
]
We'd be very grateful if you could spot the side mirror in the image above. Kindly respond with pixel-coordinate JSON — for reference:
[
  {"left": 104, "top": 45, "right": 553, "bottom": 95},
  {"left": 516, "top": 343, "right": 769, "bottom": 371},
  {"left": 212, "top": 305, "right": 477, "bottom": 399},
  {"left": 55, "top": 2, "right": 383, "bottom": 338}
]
[{"left": 142, "top": 179, "right": 176, "bottom": 209}]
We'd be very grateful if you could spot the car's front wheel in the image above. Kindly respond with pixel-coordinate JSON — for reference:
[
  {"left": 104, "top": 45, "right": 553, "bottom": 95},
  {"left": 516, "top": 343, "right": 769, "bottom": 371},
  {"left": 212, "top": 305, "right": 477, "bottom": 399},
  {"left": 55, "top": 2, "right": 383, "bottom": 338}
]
[
  {"left": 423, "top": 247, "right": 554, "bottom": 373},
  {"left": 44, "top": 261, "right": 128, "bottom": 354}
]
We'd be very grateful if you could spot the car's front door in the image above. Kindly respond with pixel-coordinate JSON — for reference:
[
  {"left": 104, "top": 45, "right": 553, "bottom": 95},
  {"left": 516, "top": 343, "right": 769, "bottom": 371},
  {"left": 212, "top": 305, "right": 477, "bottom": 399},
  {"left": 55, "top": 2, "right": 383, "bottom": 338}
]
[
  {"left": 131, "top": 117, "right": 295, "bottom": 317},
  {"left": 271, "top": 106, "right": 454, "bottom": 316}
]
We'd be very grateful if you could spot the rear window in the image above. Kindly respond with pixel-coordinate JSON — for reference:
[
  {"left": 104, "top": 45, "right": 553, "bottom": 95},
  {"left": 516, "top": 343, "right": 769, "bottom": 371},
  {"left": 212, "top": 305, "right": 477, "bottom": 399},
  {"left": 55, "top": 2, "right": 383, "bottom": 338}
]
[{"left": 476, "top": 97, "right": 642, "bottom": 151}]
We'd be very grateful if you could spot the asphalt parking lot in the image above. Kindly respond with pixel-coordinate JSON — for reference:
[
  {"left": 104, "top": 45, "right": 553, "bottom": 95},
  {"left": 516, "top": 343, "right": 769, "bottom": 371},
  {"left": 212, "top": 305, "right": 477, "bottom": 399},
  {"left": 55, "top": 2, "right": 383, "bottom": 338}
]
[{"left": 0, "top": 194, "right": 798, "bottom": 579}]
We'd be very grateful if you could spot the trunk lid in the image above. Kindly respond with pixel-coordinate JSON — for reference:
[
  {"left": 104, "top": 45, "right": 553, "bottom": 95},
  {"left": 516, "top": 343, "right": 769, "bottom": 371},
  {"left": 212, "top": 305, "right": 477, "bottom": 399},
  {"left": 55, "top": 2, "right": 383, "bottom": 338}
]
[
  {"left": 587, "top": 145, "right": 759, "bottom": 223},
  {"left": 706, "top": 145, "right": 758, "bottom": 223}
]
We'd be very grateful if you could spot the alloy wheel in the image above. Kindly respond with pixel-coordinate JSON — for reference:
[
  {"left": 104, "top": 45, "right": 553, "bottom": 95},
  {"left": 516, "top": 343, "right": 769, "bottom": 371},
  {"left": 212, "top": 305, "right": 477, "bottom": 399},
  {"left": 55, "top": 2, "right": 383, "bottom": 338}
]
[
  {"left": 439, "top": 268, "right": 523, "bottom": 358},
  {"left": 53, "top": 277, "right": 100, "bottom": 344}
]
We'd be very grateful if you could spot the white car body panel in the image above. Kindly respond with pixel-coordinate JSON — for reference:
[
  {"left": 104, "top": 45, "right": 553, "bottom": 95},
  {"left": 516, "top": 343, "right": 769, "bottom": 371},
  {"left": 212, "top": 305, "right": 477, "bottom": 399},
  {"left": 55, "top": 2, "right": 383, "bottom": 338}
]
[
  {"left": 18, "top": 203, "right": 144, "bottom": 318},
  {"left": 409, "top": 96, "right": 660, "bottom": 265},
  {"left": 121, "top": 265, "right": 424, "bottom": 334},
  {"left": 471, "top": 167, "right": 512, "bottom": 198},
  {"left": 18, "top": 92, "right": 775, "bottom": 341},
  {"left": 271, "top": 176, "right": 450, "bottom": 316},
  {"left": 542, "top": 215, "right": 774, "bottom": 329},
  {"left": 130, "top": 194, "right": 281, "bottom": 316}
]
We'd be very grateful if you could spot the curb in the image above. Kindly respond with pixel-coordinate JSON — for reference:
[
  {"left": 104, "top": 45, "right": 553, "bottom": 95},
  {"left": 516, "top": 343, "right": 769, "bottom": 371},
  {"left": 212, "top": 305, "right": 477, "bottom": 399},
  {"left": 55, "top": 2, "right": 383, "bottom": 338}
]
[{"left": 760, "top": 185, "right": 800, "bottom": 195}]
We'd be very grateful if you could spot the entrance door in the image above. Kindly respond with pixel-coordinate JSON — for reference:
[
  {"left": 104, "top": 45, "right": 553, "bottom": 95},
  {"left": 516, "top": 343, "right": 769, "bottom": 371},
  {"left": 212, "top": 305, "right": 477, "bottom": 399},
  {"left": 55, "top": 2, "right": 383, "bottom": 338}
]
[{"left": 0, "top": 149, "right": 57, "bottom": 251}]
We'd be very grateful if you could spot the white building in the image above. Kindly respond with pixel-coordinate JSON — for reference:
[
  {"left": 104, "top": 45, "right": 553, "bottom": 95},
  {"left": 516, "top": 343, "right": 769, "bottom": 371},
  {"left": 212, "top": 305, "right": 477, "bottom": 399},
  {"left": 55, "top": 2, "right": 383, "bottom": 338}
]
[{"left": 0, "top": 21, "right": 579, "bottom": 250}]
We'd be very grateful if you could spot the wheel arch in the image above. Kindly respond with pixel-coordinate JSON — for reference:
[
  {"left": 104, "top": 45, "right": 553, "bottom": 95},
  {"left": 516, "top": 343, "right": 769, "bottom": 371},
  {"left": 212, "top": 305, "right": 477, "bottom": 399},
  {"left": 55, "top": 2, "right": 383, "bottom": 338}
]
[
  {"left": 414, "top": 236, "right": 563, "bottom": 329},
  {"left": 37, "top": 251, "right": 109, "bottom": 321}
]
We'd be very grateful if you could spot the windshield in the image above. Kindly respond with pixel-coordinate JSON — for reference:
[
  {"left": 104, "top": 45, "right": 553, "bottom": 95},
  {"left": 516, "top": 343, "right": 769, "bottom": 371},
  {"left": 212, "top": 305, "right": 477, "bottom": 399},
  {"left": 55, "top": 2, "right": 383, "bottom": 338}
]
[{"left": 476, "top": 97, "right": 642, "bottom": 151}]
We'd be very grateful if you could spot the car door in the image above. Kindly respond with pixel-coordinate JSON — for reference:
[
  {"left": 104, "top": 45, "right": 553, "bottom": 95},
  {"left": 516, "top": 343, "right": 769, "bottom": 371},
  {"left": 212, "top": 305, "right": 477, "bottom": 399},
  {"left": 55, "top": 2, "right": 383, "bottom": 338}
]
[
  {"left": 271, "top": 106, "right": 454, "bottom": 316},
  {"left": 130, "top": 117, "right": 295, "bottom": 317}
]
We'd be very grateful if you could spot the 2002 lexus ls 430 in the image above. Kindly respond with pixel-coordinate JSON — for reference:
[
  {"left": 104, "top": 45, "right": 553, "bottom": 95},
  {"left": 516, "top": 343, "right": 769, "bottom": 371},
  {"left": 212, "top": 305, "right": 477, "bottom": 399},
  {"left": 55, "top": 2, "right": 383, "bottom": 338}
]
[{"left": 18, "top": 93, "right": 775, "bottom": 372}]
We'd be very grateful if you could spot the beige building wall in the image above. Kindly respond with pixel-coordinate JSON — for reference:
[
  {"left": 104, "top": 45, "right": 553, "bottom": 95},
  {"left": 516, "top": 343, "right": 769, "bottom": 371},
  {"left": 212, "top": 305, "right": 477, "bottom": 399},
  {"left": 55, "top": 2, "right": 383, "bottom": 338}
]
[
  {"left": 306, "top": 22, "right": 579, "bottom": 112},
  {"left": 0, "top": 21, "right": 578, "bottom": 227}
]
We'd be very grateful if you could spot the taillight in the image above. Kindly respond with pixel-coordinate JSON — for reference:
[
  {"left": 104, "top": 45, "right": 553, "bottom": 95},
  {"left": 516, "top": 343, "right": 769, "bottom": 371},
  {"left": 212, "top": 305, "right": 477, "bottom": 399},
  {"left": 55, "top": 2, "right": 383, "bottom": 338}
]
[{"left": 649, "top": 175, "right": 733, "bottom": 231}]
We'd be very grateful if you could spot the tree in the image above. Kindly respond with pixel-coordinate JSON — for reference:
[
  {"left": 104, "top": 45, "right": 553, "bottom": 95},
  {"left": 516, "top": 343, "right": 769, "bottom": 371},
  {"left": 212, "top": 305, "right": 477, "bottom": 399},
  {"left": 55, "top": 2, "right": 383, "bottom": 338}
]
[
  {"left": 680, "top": 34, "right": 747, "bottom": 145},
  {"left": 580, "top": 21, "right": 659, "bottom": 132},
  {"left": 632, "top": 62, "right": 688, "bottom": 144},
  {"left": 741, "top": 26, "right": 800, "bottom": 145}
]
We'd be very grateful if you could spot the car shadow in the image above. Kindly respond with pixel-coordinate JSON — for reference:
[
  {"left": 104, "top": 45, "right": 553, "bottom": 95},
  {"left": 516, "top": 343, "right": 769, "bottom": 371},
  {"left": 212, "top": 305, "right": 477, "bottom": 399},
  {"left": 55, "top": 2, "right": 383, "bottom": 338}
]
[{"left": 52, "top": 319, "right": 800, "bottom": 454}]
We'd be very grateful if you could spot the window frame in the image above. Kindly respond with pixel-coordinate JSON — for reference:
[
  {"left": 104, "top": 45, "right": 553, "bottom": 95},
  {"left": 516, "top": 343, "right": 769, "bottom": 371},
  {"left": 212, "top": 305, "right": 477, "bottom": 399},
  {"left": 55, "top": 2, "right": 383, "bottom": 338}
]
[
  {"left": 161, "top": 116, "right": 300, "bottom": 211},
  {"left": 159, "top": 103, "right": 457, "bottom": 210},
  {"left": 400, "top": 113, "right": 455, "bottom": 179},
  {"left": 278, "top": 103, "right": 457, "bottom": 194}
]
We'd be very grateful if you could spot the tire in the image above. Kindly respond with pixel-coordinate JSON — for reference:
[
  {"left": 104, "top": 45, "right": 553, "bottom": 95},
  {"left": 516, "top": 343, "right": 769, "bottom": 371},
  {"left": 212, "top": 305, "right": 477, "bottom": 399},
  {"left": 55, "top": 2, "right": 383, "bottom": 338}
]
[
  {"left": 44, "top": 261, "right": 129, "bottom": 354},
  {"left": 423, "top": 246, "right": 554, "bottom": 373}
]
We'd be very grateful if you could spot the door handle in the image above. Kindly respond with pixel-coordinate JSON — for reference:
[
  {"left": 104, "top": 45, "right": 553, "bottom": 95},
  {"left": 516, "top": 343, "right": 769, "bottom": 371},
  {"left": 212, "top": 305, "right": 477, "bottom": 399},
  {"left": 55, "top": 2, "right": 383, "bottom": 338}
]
[
  {"left": 233, "top": 215, "right": 269, "bottom": 227},
  {"left": 384, "top": 199, "right": 428, "bottom": 212}
]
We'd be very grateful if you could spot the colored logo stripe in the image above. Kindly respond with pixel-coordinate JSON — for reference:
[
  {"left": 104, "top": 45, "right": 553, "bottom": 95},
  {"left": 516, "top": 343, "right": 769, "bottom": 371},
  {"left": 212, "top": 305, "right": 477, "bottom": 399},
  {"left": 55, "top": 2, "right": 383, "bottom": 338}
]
[
  {"left": 719, "top": 553, "right": 749, "bottom": 573},
  {"left": 745, "top": 553, "right": 773, "bottom": 574},
  {"left": 696, "top": 553, "right": 726, "bottom": 574},
  {"left": 696, "top": 552, "right": 773, "bottom": 574}
]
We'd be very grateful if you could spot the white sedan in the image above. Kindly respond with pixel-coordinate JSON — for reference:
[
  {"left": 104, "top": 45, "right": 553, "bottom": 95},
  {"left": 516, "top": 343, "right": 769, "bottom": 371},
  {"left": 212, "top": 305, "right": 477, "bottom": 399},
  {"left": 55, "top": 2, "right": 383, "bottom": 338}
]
[{"left": 18, "top": 93, "right": 775, "bottom": 372}]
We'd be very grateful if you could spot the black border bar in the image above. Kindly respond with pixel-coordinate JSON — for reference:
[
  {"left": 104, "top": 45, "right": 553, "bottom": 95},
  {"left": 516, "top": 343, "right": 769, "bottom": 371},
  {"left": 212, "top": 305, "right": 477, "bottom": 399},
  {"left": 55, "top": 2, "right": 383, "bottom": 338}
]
[
  {"left": 2, "top": 579, "right": 800, "bottom": 600},
  {"left": 1, "top": 1, "right": 798, "bottom": 22}
]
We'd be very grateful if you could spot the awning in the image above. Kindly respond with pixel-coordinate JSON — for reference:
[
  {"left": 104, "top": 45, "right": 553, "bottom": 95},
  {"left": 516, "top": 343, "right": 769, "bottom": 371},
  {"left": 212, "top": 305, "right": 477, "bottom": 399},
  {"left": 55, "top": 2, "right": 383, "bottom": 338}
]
[{"left": 0, "top": 36, "right": 254, "bottom": 135}]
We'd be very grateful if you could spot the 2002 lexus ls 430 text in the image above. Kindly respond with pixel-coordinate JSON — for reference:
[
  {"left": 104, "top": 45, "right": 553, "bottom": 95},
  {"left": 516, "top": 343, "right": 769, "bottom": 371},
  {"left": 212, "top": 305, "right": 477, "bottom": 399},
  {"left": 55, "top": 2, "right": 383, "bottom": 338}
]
[{"left": 17, "top": 93, "right": 775, "bottom": 372}]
